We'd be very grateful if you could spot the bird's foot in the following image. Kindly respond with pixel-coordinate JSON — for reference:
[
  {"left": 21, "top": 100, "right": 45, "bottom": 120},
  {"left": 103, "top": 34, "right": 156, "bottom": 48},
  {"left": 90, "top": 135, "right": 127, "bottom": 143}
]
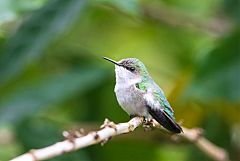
[
  {"left": 143, "top": 118, "right": 154, "bottom": 131},
  {"left": 130, "top": 114, "right": 139, "bottom": 119}
]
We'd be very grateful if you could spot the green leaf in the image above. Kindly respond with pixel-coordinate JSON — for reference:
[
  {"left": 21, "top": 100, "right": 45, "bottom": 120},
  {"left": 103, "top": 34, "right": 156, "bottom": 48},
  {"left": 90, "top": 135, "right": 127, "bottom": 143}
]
[
  {"left": 0, "top": 66, "right": 108, "bottom": 124},
  {"left": 0, "top": 0, "right": 87, "bottom": 85}
]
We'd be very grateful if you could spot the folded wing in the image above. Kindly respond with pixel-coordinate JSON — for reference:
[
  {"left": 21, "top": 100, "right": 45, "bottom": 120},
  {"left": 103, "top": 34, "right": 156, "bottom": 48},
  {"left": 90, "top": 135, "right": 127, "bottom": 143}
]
[{"left": 144, "top": 91, "right": 182, "bottom": 133}]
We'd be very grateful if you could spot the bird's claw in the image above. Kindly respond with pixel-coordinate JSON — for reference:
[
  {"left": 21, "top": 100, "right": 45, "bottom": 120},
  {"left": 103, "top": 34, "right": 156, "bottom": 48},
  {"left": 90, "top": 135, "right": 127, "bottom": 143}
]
[
  {"left": 143, "top": 118, "right": 154, "bottom": 131},
  {"left": 130, "top": 114, "right": 139, "bottom": 119}
]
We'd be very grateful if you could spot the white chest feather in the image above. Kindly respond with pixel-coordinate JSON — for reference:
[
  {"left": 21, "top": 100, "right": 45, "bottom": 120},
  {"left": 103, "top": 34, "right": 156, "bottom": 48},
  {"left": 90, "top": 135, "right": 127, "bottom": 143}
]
[{"left": 114, "top": 72, "right": 148, "bottom": 116}]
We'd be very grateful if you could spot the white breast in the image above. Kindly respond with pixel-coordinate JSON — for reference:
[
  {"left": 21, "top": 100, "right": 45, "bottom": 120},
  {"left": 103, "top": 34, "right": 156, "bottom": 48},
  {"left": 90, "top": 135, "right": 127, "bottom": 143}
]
[{"left": 114, "top": 66, "right": 148, "bottom": 116}]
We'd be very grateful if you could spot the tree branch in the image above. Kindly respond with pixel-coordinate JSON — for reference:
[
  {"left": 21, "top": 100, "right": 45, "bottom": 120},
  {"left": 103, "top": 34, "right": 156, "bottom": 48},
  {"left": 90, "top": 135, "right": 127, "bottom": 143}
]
[
  {"left": 11, "top": 117, "right": 230, "bottom": 161},
  {"left": 11, "top": 117, "right": 143, "bottom": 161},
  {"left": 181, "top": 127, "right": 230, "bottom": 161}
]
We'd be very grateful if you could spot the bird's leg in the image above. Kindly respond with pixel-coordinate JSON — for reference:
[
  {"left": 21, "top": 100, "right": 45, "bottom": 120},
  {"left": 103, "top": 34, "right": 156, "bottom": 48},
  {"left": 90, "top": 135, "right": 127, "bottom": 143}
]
[
  {"left": 130, "top": 114, "right": 139, "bottom": 119},
  {"left": 130, "top": 115, "right": 153, "bottom": 131}
]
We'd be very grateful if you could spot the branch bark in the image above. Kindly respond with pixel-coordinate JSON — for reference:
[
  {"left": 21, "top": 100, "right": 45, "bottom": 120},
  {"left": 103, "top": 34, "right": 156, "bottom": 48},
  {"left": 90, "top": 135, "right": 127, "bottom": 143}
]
[
  {"left": 181, "top": 127, "right": 230, "bottom": 161},
  {"left": 11, "top": 117, "right": 230, "bottom": 161}
]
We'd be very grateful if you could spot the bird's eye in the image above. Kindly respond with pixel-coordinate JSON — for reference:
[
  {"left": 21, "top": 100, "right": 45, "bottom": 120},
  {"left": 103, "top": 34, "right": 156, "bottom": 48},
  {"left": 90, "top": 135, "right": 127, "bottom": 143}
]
[{"left": 129, "top": 67, "right": 135, "bottom": 72}]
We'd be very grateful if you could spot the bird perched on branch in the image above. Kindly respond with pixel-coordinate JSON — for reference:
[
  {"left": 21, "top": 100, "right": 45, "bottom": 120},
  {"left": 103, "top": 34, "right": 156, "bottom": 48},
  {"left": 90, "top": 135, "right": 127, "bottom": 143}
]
[{"left": 103, "top": 57, "right": 182, "bottom": 133}]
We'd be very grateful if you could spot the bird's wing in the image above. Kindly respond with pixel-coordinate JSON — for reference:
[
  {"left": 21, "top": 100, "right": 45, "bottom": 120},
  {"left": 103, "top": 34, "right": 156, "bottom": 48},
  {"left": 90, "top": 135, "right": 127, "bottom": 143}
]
[{"left": 139, "top": 81, "right": 182, "bottom": 133}]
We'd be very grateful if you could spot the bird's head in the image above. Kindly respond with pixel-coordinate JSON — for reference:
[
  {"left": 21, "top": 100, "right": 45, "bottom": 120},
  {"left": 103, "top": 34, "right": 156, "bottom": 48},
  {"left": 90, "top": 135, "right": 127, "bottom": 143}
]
[{"left": 103, "top": 57, "right": 149, "bottom": 82}]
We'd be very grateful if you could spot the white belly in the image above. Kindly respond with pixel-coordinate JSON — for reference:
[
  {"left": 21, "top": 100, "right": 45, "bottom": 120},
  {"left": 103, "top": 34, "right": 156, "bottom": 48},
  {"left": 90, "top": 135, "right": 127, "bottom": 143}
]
[{"left": 114, "top": 83, "right": 148, "bottom": 117}]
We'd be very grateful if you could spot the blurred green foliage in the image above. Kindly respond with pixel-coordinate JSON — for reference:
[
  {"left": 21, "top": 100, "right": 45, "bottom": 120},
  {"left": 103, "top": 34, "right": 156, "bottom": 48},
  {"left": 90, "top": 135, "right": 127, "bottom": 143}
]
[{"left": 0, "top": 0, "right": 239, "bottom": 161}]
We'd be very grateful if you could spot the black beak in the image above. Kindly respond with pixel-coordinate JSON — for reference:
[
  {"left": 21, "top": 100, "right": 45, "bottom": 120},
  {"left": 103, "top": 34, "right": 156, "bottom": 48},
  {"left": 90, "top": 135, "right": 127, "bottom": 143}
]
[{"left": 102, "top": 56, "right": 122, "bottom": 66}]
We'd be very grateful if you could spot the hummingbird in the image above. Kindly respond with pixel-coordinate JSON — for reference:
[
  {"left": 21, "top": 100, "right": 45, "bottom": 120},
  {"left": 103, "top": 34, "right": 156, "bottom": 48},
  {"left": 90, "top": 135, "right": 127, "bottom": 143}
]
[{"left": 103, "top": 57, "right": 183, "bottom": 133}]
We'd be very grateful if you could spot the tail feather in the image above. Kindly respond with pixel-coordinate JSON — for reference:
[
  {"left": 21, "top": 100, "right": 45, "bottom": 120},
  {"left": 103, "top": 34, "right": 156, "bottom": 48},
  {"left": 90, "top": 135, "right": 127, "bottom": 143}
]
[{"left": 147, "top": 106, "right": 182, "bottom": 133}]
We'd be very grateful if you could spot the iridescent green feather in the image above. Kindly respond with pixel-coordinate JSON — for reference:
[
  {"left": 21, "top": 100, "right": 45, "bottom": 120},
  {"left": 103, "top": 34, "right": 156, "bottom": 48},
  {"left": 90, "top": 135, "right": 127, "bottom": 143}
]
[
  {"left": 134, "top": 60, "right": 175, "bottom": 120},
  {"left": 152, "top": 82, "right": 175, "bottom": 120},
  {"left": 137, "top": 82, "right": 147, "bottom": 91},
  {"left": 137, "top": 80, "right": 175, "bottom": 120}
]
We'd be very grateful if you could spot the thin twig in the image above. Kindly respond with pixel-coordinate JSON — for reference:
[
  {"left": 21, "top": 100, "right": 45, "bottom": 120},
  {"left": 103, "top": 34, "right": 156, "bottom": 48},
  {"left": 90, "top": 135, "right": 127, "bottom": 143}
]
[
  {"left": 11, "top": 117, "right": 143, "bottom": 161},
  {"left": 181, "top": 127, "right": 230, "bottom": 161},
  {"left": 11, "top": 117, "right": 230, "bottom": 161}
]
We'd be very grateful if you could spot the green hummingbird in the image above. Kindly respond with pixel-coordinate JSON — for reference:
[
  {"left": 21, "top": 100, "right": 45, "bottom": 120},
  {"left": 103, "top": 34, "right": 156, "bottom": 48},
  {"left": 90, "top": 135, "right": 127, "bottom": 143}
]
[{"left": 103, "top": 57, "right": 182, "bottom": 133}]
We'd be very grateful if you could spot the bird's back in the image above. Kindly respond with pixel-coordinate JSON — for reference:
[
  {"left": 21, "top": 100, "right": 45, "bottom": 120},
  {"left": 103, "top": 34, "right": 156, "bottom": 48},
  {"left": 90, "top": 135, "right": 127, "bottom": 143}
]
[{"left": 150, "top": 81, "right": 175, "bottom": 119}]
